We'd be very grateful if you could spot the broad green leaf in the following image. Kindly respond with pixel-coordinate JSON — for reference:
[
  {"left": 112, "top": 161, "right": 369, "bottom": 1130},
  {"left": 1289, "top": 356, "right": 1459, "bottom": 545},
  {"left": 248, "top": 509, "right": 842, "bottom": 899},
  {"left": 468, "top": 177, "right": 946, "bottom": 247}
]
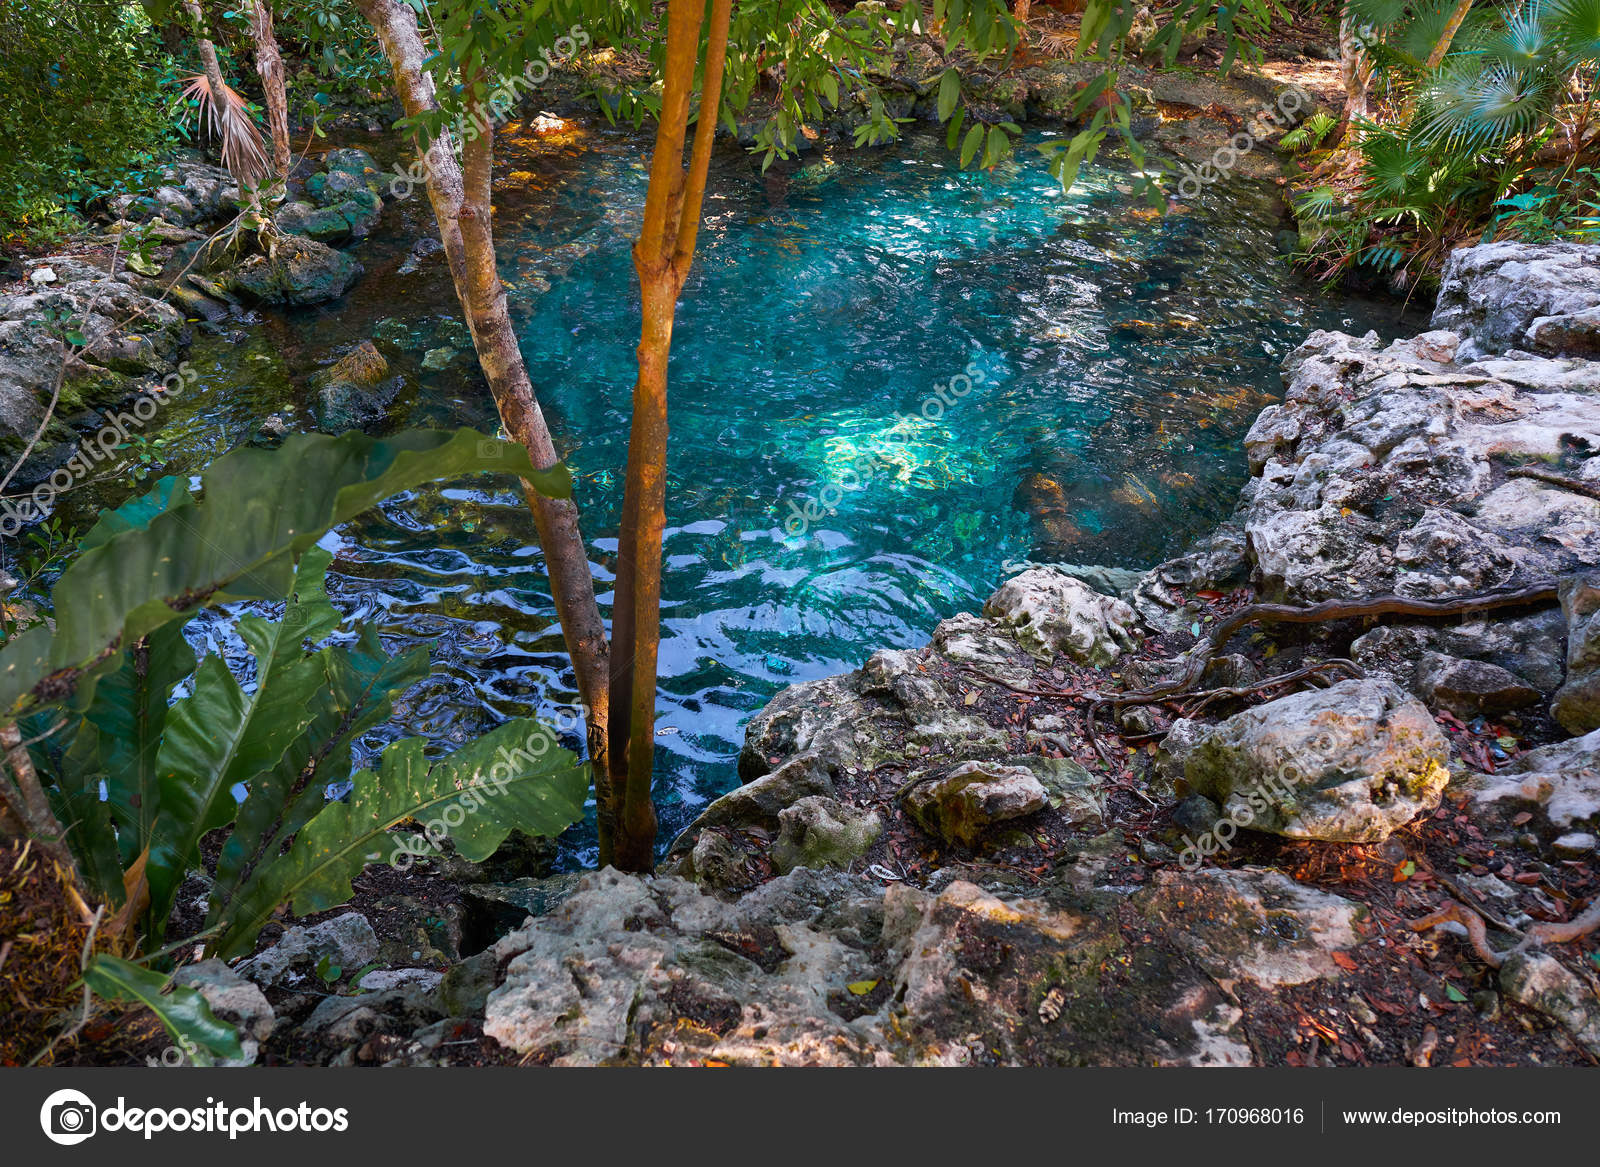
[
  {"left": 208, "top": 624, "right": 430, "bottom": 933},
  {"left": 0, "top": 428, "right": 569, "bottom": 716},
  {"left": 146, "top": 551, "right": 344, "bottom": 932},
  {"left": 83, "top": 954, "right": 244, "bottom": 1065},
  {"left": 936, "top": 68, "right": 961, "bottom": 123},
  {"left": 46, "top": 724, "right": 125, "bottom": 905},
  {"left": 86, "top": 621, "right": 196, "bottom": 866},
  {"left": 213, "top": 719, "right": 588, "bottom": 959}
]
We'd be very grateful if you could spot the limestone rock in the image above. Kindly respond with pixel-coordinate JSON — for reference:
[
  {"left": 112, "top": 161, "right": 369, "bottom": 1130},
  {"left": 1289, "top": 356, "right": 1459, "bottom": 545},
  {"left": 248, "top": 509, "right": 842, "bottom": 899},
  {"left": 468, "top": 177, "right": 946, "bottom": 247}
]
[
  {"left": 220, "top": 233, "right": 362, "bottom": 306},
  {"left": 1418, "top": 652, "right": 1542, "bottom": 718},
  {"left": 1433, "top": 243, "right": 1600, "bottom": 356},
  {"left": 237, "top": 912, "right": 379, "bottom": 987},
  {"left": 903, "top": 761, "right": 1049, "bottom": 847},
  {"left": 983, "top": 567, "right": 1141, "bottom": 665},
  {"left": 1552, "top": 571, "right": 1600, "bottom": 735},
  {"left": 1184, "top": 678, "right": 1451, "bottom": 842},
  {"left": 1471, "top": 728, "right": 1600, "bottom": 828},
  {"left": 772, "top": 796, "right": 882, "bottom": 874},
  {"left": 1499, "top": 953, "right": 1600, "bottom": 1058},
  {"left": 172, "top": 959, "right": 274, "bottom": 1066}
]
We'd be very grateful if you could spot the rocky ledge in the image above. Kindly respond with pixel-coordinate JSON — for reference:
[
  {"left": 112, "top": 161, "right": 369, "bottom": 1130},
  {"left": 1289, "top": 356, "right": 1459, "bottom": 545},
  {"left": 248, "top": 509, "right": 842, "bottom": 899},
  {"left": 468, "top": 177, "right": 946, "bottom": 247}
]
[{"left": 465, "top": 242, "right": 1600, "bottom": 1067}]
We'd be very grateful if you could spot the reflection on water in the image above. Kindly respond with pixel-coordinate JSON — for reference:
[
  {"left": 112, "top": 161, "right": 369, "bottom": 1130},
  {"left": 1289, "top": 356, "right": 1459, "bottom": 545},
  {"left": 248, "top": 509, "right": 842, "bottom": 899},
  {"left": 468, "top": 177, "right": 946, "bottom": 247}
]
[{"left": 46, "top": 125, "right": 1417, "bottom": 862}]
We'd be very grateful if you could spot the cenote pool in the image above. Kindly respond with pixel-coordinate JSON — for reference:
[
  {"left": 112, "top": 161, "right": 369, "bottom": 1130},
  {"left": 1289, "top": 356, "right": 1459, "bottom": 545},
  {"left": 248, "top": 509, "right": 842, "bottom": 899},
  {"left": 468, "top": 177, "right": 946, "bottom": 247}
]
[{"left": 62, "top": 125, "right": 1418, "bottom": 861}]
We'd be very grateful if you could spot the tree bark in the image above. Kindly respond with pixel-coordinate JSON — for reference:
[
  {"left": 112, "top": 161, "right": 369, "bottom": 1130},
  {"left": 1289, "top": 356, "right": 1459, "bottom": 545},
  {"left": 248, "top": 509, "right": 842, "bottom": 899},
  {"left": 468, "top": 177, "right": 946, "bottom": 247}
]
[
  {"left": 353, "top": 0, "right": 613, "bottom": 845},
  {"left": 1425, "top": 0, "right": 1474, "bottom": 70},
  {"left": 248, "top": 0, "right": 292, "bottom": 180},
  {"left": 607, "top": 0, "right": 734, "bottom": 872},
  {"left": 1339, "top": 6, "right": 1372, "bottom": 126}
]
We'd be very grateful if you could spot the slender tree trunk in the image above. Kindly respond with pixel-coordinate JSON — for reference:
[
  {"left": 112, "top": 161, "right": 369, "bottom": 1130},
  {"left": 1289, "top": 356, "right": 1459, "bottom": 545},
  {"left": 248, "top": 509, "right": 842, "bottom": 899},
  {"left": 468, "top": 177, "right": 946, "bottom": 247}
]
[
  {"left": 354, "top": 0, "right": 613, "bottom": 846},
  {"left": 248, "top": 0, "right": 292, "bottom": 180},
  {"left": 183, "top": 0, "right": 229, "bottom": 112},
  {"left": 1339, "top": 6, "right": 1372, "bottom": 126},
  {"left": 607, "top": 0, "right": 734, "bottom": 873},
  {"left": 1425, "top": 0, "right": 1474, "bottom": 70},
  {"left": 1014, "top": 0, "right": 1031, "bottom": 25}
]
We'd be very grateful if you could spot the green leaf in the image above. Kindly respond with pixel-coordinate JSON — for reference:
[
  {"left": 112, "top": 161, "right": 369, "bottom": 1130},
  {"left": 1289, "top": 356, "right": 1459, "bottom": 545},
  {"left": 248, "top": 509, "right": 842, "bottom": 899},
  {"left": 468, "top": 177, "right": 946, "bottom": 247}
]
[
  {"left": 959, "top": 122, "right": 985, "bottom": 168},
  {"left": 1444, "top": 983, "right": 1468, "bottom": 1003},
  {"left": 936, "top": 68, "right": 961, "bottom": 123},
  {"left": 847, "top": 979, "right": 880, "bottom": 995},
  {"left": 85, "top": 621, "right": 197, "bottom": 868},
  {"left": 208, "top": 624, "right": 429, "bottom": 936},
  {"left": 83, "top": 954, "right": 244, "bottom": 1065},
  {"left": 0, "top": 428, "right": 565, "bottom": 716},
  {"left": 213, "top": 720, "right": 588, "bottom": 960}
]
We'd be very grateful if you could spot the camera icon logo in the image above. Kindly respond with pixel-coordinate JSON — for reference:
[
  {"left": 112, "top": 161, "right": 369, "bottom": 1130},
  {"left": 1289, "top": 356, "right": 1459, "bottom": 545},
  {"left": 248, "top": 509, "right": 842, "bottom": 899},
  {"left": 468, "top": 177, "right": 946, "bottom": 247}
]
[{"left": 40, "top": 1088, "right": 97, "bottom": 1145}]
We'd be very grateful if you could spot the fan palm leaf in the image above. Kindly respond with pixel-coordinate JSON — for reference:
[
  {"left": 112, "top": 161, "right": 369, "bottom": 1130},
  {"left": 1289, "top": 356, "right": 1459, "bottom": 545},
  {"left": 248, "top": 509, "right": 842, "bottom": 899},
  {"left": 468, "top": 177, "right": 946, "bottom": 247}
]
[{"left": 180, "top": 73, "right": 269, "bottom": 187}]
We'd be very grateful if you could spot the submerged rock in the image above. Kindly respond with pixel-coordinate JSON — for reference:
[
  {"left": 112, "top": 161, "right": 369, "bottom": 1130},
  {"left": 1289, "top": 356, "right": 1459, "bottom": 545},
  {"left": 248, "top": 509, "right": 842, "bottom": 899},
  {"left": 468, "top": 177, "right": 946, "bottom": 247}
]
[{"left": 1184, "top": 678, "right": 1451, "bottom": 842}]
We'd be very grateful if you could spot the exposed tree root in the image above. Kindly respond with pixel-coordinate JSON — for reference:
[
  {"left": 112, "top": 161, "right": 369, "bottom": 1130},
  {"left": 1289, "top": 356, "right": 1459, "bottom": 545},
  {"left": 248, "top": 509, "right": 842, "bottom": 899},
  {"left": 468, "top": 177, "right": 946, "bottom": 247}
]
[
  {"left": 1508, "top": 466, "right": 1600, "bottom": 504},
  {"left": 1410, "top": 896, "right": 1600, "bottom": 969}
]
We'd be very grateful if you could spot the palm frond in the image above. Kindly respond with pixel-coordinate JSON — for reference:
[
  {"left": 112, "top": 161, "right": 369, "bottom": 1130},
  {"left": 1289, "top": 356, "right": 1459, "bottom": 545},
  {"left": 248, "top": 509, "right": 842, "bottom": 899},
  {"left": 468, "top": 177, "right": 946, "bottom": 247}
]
[
  {"left": 180, "top": 73, "right": 269, "bottom": 187},
  {"left": 1552, "top": 0, "right": 1600, "bottom": 59}
]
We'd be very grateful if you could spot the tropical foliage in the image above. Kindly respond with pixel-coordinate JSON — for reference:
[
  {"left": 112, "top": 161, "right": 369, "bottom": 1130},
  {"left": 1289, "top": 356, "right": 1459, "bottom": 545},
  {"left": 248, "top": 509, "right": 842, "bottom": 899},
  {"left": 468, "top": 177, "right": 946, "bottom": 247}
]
[{"left": 1297, "top": 0, "right": 1600, "bottom": 284}]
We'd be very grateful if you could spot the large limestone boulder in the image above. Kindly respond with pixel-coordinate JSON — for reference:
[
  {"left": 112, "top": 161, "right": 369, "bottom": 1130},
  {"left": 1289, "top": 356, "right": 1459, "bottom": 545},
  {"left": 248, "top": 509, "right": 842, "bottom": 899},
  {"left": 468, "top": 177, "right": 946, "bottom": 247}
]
[
  {"left": 903, "top": 760, "right": 1049, "bottom": 847},
  {"left": 1433, "top": 242, "right": 1600, "bottom": 357},
  {"left": 983, "top": 567, "right": 1141, "bottom": 665},
  {"left": 1184, "top": 678, "right": 1451, "bottom": 842},
  {"left": 1552, "top": 571, "right": 1600, "bottom": 735}
]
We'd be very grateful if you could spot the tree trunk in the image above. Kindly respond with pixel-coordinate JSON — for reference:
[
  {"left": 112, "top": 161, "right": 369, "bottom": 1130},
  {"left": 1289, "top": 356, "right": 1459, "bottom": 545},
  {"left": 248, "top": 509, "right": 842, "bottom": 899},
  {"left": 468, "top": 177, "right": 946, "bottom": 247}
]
[
  {"left": 1425, "top": 0, "right": 1474, "bottom": 71},
  {"left": 1339, "top": 6, "right": 1372, "bottom": 126},
  {"left": 1014, "top": 0, "right": 1032, "bottom": 25},
  {"left": 353, "top": 0, "right": 613, "bottom": 847},
  {"left": 248, "top": 0, "right": 292, "bottom": 180},
  {"left": 607, "top": 0, "right": 734, "bottom": 873}
]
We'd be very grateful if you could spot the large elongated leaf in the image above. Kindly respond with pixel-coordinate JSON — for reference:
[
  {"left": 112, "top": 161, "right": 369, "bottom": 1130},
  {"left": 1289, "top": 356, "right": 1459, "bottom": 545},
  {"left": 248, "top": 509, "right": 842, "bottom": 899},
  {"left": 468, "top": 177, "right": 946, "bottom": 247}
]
[
  {"left": 207, "top": 623, "right": 429, "bottom": 930},
  {"left": 85, "top": 621, "right": 197, "bottom": 867},
  {"left": 83, "top": 954, "right": 244, "bottom": 1065},
  {"left": 0, "top": 428, "right": 569, "bottom": 715},
  {"left": 214, "top": 719, "right": 588, "bottom": 959},
  {"left": 146, "top": 550, "right": 344, "bottom": 932},
  {"left": 45, "top": 724, "right": 126, "bottom": 905}
]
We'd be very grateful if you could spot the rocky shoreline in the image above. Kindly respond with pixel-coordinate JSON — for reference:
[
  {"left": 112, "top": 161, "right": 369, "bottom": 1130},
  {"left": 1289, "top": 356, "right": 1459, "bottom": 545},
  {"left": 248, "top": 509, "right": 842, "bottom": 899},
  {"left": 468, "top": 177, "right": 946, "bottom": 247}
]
[
  {"left": 471, "top": 242, "right": 1600, "bottom": 1067},
  {"left": 154, "top": 240, "right": 1600, "bottom": 1070}
]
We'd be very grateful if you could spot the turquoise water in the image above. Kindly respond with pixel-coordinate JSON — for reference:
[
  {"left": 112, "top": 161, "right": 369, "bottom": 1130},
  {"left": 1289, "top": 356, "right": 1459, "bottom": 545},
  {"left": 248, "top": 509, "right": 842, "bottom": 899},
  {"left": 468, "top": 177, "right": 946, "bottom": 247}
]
[{"left": 45, "top": 127, "right": 1416, "bottom": 861}]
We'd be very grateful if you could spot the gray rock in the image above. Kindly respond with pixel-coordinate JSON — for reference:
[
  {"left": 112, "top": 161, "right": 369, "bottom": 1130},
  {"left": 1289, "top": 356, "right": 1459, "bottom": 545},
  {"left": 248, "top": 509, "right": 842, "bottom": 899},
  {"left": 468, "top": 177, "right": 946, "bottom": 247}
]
[
  {"left": 1552, "top": 831, "right": 1597, "bottom": 858},
  {"left": 434, "top": 949, "right": 500, "bottom": 1017},
  {"left": 772, "top": 796, "right": 882, "bottom": 874},
  {"left": 1185, "top": 678, "right": 1451, "bottom": 842},
  {"left": 1499, "top": 952, "right": 1600, "bottom": 1058},
  {"left": 681, "top": 829, "right": 759, "bottom": 891},
  {"left": 1471, "top": 728, "right": 1600, "bottom": 827},
  {"left": 219, "top": 233, "right": 362, "bottom": 306},
  {"left": 1433, "top": 243, "right": 1600, "bottom": 355},
  {"left": 357, "top": 968, "right": 445, "bottom": 993},
  {"left": 237, "top": 911, "right": 379, "bottom": 987},
  {"left": 983, "top": 567, "right": 1141, "bottom": 666},
  {"left": 903, "top": 761, "right": 1049, "bottom": 847},
  {"left": 173, "top": 959, "right": 274, "bottom": 1066},
  {"left": 1553, "top": 572, "right": 1600, "bottom": 735},
  {"left": 683, "top": 752, "right": 835, "bottom": 839},
  {"left": 1418, "top": 652, "right": 1542, "bottom": 718}
]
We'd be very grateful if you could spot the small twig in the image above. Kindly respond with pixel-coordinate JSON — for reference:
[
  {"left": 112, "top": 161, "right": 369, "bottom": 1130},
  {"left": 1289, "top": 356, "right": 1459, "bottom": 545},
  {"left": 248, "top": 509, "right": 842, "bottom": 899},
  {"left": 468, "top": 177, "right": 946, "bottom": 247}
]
[
  {"left": 1410, "top": 895, "right": 1600, "bottom": 970},
  {"left": 1507, "top": 465, "right": 1600, "bottom": 504},
  {"left": 1409, "top": 901, "right": 1506, "bottom": 967}
]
